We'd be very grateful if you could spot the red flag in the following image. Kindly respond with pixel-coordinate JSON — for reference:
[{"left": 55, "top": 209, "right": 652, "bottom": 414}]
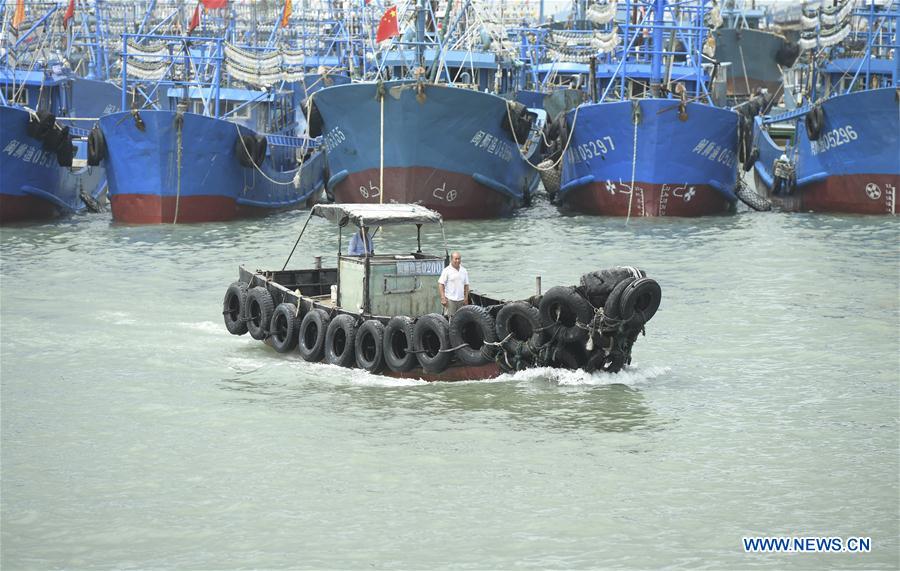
[
  {"left": 281, "top": 0, "right": 292, "bottom": 28},
  {"left": 201, "top": 0, "right": 227, "bottom": 7},
  {"left": 12, "top": 0, "right": 25, "bottom": 30},
  {"left": 188, "top": 2, "right": 200, "bottom": 33},
  {"left": 63, "top": 0, "right": 75, "bottom": 30},
  {"left": 375, "top": 6, "right": 399, "bottom": 43}
]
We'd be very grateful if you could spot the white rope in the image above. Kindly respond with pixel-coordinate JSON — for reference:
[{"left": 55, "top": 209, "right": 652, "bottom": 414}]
[
  {"left": 379, "top": 90, "right": 384, "bottom": 204},
  {"left": 506, "top": 101, "right": 582, "bottom": 171},
  {"left": 626, "top": 106, "right": 639, "bottom": 225},
  {"left": 234, "top": 122, "right": 304, "bottom": 187},
  {"left": 738, "top": 43, "right": 751, "bottom": 96},
  {"left": 174, "top": 115, "right": 182, "bottom": 224}
]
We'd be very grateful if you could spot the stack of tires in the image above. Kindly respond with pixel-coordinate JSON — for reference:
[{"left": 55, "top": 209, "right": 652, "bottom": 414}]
[
  {"left": 488, "top": 267, "right": 660, "bottom": 373},
  {"left": 222, "top": 267, "right": 660, "bottom": 377},
  {"left": 26, "top": 111, "right": 75, "bottom": 167}
]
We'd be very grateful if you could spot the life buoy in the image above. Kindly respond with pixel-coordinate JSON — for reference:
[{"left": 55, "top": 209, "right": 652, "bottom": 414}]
[
  {"left": 298, "top": 309, "right": 330, "bottom": 362},
  {"left": 449, "top": 305, "right": 497, "bottom": 366},
  {"left": 805, "top": 106, "right": 824, "bottom": 141},
  {"left": 325, "top": 314, "right": 357, "bottom": 367},
  {"left": 383, "top": 315, "right": 417, "bottom": 372},
  {"left": 413, "top": 313, "right": 453, "bottom": 373},
  {"left": 87, "top": 127, "right": 106, "bottom": 166},
  {"left": 603, "top": 277, "right": 636, "bottom": 321},
  {"left": 246, "top": 287, "right": 275, "bottom": 341},
  {"left": 619, "top": 278, "right": 661, "bottom": 323},
  {"left": 235, "top": 134, "right": 258, "bottom": 168},
  {"left": 223, "top": 281, "right": 249, "bottom": 335},
  {"left": 539, "top": 286, "right": 594, "bottom": 343},
  {"left": 355, "top": 319, "right": 386, "bottom": 373},
  {"left": 269, "top": 303, "right": 300, "bottom": 353},
  {"left": 495, "top": 301, "right": 545, "bottom": 350}
]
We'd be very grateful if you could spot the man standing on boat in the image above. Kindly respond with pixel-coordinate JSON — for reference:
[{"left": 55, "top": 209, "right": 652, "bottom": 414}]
[{"left": 438, "top": 252, "right": 469, "bottom": 318}]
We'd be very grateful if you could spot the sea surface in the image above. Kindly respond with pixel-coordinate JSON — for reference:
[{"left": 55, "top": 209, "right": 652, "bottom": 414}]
[{"left": 1, "top": 197, "right": 898, "bottom": 570}]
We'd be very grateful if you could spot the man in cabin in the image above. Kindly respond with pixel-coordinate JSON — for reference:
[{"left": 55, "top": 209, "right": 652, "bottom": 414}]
[
  {"left": 438, "top": 251, "right": 469, "bottom": 318},
  {"left": 348, "top": 227, "right": 374, "bottom": 256}
]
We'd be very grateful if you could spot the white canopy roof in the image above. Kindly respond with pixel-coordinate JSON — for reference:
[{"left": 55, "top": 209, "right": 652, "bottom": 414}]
[{"left": 311, "top": 204, "right": 443, "bottom": 227}]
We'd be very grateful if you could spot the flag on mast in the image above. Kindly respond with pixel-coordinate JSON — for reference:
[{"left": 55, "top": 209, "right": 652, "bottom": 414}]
[{"left": 375, "top": 5, "right": 400, "bottom": 43}]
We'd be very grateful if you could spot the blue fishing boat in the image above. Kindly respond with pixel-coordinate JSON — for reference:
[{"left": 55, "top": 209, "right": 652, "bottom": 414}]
[
  {"left": 309, "top": 1, "right": 543, "bottom": 219},
  {"left": 94, "top": 34, "right": 326, "bottom": 223},
  {"left": 546, "top": 0, "right": 740, "bottom": 217},
  {"left": 0, "top": 11, "right": 108, "bottom": 223},
  {"left": 751, "top": 0, "right": 898, "bottom": 214}
]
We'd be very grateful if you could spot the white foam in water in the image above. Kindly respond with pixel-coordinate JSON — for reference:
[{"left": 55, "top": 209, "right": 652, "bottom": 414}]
[
  {"left": 178, "top": 321, "right": 223, "bottom": 334},
  {"left": 96, "top": 310, "right": 137, "bottom": 326},
  {"left": 508, "top": 364, "right": 672, "bottom": 386}
]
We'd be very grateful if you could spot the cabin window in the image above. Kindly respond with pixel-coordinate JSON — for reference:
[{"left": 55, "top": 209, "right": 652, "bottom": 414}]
[
  {"left": 223, "top": 100, "right": 251, "bottom": 119},
  {"left": 2, "top": 86, "right": 28, "bottom": 106}
]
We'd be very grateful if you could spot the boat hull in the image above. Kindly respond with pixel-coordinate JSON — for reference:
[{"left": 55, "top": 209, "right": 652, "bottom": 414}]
[
  {"left": 98, "top": 110, "right": 324, "bottom": 224},
  {"left": 384, "top": 362, "right": 501, "bottom": 382},
  {"left": 752, "top": 87, "right": 899, "bottom": 214},
  {"left": 313, "top": 81, "right": 541, "bottom": 219},
  {"left": 1, "top": 105, "right": 107, "bottom": 223},
  {"left": 558, "top": 99, "right": 739, "bottom": 216}
]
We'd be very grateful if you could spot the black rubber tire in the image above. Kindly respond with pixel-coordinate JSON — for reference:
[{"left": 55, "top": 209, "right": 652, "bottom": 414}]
[
  {"left": 620, "top": 278, "right": 662, "bottom": 323},
  {"left": 383, "top": 316, "right": 417, "bottom": 372},
  {"left": 355, "top": 319, "right": 386, "bottom": 373},
  {"left": 551, "top": 342, "right": 588, "bottom": 370},
  {"left": 235, "top": 134, "right": 257, "bottom": 168},
  {"left": 539, "top": 286, "right": 594, "bottom": 343},
  {"left": 87, "top": 127, "right": 106, "bottom": 166},
  {"left": 298, "top": 309, "right": 330, "bottom": 362},
  {"left": 306, "top": 101, "right": 324, "bottom": 138},
  {"left": 805, "top": 106, "right": 824, "bottom": 141},
  {"left": 325, "top": 314, "right": 357, "bottom": 367},
  {"left": 246, "top": 287, "right": 275, "bottom": 341},
  {"left": 496, "top": 301, "right": 545, "bottom": 349},
  {"left": 223, "top": 281, "right": 249, "bottom": 335},
  {"left": 28, "top": 111, "right": 55, "bottom": 140},
  {"left": 742, "top": 147, "right": 759, "bottom": 172},
  {"left": 603, "top": 277, "right": 636, "bottom": 322},
  {"left": 580, "top": 268, "right": 642, "bottom": 308},
  {"left": 413, "top": 313, "right": 452, "bottom": 373},
  {"left": 253, "top": 135, "right": 267, "bottom": 167},
  {"left": 43, "top": 125, "right": 66, "bottom": 151},
  {"left": 56, "top": 141, "right": 74, "bottom": 168},
  {"left": 270, "top": 303, "right": 299, "bottom": 353},
  {"left": 449, "top": 305, "right": 497, "bottom": 366}
]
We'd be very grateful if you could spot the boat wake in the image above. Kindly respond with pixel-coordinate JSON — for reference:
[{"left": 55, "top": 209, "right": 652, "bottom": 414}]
[{"left": 506, "top": 365, "right": 672, "bottom": 387}]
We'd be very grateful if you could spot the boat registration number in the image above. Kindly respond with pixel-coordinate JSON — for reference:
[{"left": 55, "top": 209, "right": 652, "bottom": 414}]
[{"left": 810, "top": 125, "right": 857, "bottom": 156}]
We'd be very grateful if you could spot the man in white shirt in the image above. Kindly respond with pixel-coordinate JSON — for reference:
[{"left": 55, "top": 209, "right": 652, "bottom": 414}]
[{"left": 438, "top": 251, "right": 469, "bottom": 317}]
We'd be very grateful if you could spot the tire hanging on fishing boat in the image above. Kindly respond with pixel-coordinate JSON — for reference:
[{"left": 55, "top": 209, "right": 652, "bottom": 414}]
[
  {"left": 235, "top": 134, "right": 258, "bottom": 168},
  {"left": 383, "top": 315, "right": 417, "bottom": 372},
  {"left": 298, "top": 308, "right": 330, "bottom": 362},
  {"left": 449, "top": 305, "right": 497, "bottom": 366},
  {"left": 223, "top": 281, "right": 249, "bottom": 335},
  {"left": 325, "top": 314, "right": 357, "bottom": 367},
  {"left": 805, "top": 106, "right": 824, "bottom": 141},
  {"left": 355, "top": 319, "right": 386, "bottom": 373},
  {"left": 246, "top": 287, "right": 275, "bottom": 340},
  {"left": 87, "top": 126, "right": 106, "bottom": 166},
  {"left": 413, "top": 313, "right": 453, "bottom": 373},
  {"left": 270, "top": 303, "right": 300, "bottom": 353}
]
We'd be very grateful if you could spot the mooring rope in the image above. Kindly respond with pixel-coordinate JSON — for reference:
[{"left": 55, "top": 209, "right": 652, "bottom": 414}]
[{"left": 626, "top": 102, "right": 640, "bottom": 224}]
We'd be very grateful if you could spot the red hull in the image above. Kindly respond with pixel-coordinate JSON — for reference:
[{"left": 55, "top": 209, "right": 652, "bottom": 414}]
[
  {"left": 331, "top": 167, "right": 520, "bottom": 219},
  {"left": 385, "top": 362, "right": 501, "bottom": 382},
  {"left": 799, "top": 174, "right": 897, "bottom": 215},
  {"left": 0, "top": 194, "right": 62, "bottom": 223},
  {"left": 562, "top": 182, "right": 734, "bottom": 217},
  {"left": 110, "top": 194, "right": 313, "bottom": 224}
]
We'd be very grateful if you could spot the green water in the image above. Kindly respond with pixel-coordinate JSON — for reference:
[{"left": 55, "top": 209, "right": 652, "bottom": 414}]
[{"left": 1, "top": 201, "right": 898, "bottom": 569}]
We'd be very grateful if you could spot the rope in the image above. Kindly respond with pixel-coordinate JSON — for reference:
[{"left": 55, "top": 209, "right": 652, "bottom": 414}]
[
  {"left": 626, "top": 102, "right": 639, "bottom": 224},
  {"left": 174, "top": 113, "right": 182, "bottom": 224},
  {"left": 506, "top": 100, "right": 582, "bottom": 171},
  {"left": 234, "top": 122, "right": 303, "bottom": 187},
  {"left": 738, "top": 44, "right": 752, "bottom": 97},
  {"left": 379, "top": 88, "right": 384, "bottom": 204}
]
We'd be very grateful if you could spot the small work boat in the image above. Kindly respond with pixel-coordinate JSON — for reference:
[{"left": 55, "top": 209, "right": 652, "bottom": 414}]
[{"left": 222, "top": 204, "right": 661, "bottom": 381}]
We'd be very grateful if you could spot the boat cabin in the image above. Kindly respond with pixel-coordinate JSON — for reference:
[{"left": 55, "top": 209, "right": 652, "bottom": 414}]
[
  {"left": 279, "top": 203, "right": 451, "bottom": 318},
  {"left": 0, "top": 68, "right": 72, "bottom": 115}
]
